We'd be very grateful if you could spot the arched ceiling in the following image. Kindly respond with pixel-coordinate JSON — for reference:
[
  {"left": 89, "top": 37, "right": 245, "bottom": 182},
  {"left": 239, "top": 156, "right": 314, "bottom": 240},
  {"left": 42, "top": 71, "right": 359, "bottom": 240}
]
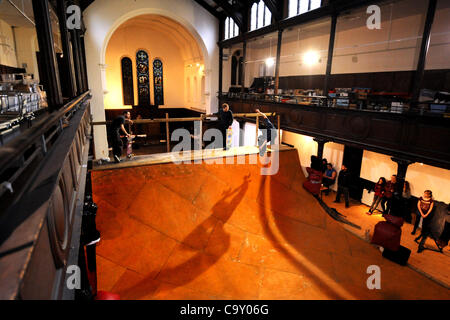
[{"left": 108, "top": 14, "right": 204, "bottom": 63}]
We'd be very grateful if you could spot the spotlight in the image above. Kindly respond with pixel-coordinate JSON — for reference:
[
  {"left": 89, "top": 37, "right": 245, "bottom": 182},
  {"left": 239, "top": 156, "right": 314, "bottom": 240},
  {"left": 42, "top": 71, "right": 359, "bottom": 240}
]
[
  {"left": 265, "top": 57, "right": 274, "bottom": 67},
  {"left": 303, "top": 51, "right": 319, "bottom": 65}
]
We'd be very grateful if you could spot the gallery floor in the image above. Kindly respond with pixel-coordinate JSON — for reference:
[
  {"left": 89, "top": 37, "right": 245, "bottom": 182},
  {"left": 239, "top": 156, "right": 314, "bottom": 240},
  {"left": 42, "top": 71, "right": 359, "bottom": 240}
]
[{"left": 91, "top": 148, "right": 450, "bottom": 299}]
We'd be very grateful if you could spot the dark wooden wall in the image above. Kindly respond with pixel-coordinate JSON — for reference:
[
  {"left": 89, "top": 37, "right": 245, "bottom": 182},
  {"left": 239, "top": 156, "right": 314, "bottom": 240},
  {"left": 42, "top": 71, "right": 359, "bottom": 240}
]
[
  {"left": 278, "top": 69, "right": 450, "bottom": 93},
  {"left": 220, "top": 97, "right": 450, "bottom": 171},
  {"left": 0, "top": 64, "right": 26, "bottom": 76}
]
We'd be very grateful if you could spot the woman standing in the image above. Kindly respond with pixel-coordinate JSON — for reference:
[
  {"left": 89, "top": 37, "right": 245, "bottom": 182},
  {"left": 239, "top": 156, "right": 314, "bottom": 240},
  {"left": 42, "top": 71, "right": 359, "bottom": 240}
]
[
  {"left": 367, "top": 177, "right": 386, "bottom": 215},
  {"left": 381, "top": 175, "right": 397, "bottom": 215},
  {"left": 414, "top": 190, "right": 435, "bottom": 253}
]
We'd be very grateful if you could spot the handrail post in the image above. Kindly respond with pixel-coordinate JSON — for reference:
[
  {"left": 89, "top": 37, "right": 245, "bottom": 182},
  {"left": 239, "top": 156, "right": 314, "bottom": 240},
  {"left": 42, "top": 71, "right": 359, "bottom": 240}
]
[
  {"left": 199, "top": 114, "right": 204, "bottom": 151},
  {"left": 277, "top": 115, "right": 281, "bottom": 147},
  {"left": 165, "top": 113, "right": 170, "bottom": 152},
  {"left": 255, "top": 115, "right": 259, "bottom": 146}
]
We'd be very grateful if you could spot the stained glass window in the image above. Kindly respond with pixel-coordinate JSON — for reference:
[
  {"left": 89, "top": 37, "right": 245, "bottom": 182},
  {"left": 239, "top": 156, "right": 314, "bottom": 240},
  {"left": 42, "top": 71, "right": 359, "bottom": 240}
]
[
  {"left": 121, "top": 57, "right": 134, "bottom": 106},
  {"left": 136, "top": 50, "right": 150, "bottom": 106},
  {"left": 153, "top": 59, "right": 164, "bottom": 106}
]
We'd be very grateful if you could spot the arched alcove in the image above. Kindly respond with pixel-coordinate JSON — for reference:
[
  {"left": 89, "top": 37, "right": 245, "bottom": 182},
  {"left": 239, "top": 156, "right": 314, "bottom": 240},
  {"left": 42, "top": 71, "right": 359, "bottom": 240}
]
[
  {"left": 84, "top": 0, "right": 218, "bottom": 159},
  {"left": 104, "top": 14, "right": 204, "bottom": 109}
]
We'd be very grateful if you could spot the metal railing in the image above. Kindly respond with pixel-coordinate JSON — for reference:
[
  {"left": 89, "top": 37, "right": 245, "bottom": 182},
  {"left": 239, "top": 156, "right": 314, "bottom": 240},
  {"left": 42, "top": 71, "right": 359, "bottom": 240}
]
[
  {"left": 92, "top": 111, "right": 281, "bottom": 153},
  {"left": 0, "top": 91, "right": 91, "bottom": 198}
]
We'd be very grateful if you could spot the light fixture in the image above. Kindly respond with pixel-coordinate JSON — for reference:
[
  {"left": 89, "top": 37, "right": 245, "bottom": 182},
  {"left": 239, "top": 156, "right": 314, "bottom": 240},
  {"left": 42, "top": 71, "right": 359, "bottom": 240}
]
[
  {"left": 265, "top": 57, "right": 274, "bottom": 67},
  {"left": 303, "top": 51, "right": 319, "bottom": 65},
  {"left": 196, "top": 63, "right": 200, "bottom": 67}
]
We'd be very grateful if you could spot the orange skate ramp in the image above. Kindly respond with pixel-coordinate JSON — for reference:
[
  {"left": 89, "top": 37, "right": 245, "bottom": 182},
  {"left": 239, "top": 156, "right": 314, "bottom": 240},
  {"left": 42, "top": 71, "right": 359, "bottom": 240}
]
[{"left": 92, "top": 149, "right": 449, "bottom": 299}]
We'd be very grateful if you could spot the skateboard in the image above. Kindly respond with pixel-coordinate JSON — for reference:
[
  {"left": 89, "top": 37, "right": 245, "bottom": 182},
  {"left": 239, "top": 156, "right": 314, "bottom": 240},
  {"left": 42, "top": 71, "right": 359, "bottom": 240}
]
[
  {"left": 122, "top": 134, "right": 147, "bottom": 159},
  {"left": 226, "top": 127, "right": 233, "bottom": 150},
  {"left": 258, "top": 135, "right": 267, "bottom": 157}
]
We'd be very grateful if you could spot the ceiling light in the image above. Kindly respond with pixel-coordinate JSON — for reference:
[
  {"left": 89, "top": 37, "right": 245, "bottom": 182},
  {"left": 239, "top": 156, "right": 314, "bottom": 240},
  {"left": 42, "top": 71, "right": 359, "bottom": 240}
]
[
  {"left": 265, "top": 57, "right": 274, "bottom": 67},
  {"left": 303, "top": 51, "right": 319, "bottom": 65}
]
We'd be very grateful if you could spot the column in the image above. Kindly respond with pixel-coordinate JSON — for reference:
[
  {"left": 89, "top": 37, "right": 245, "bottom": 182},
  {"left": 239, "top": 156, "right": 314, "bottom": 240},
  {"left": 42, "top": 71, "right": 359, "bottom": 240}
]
[
  {"left": 314, "top": 138, "right": 329, "bottom": 159},
  {"left": 219, "top": 46, "right": 223, "bottom": 97},
  {"left": 391, "top": 157, "right": 414, "bottom": 218},
  {"left": 71, "top": 29, "right": 83, "bottom": 95},
  {"left": 323, "top": 13, "right": 337, "bottom": 96},
  {"left": 411, "top": 0, "right": 437, "bottom": 107},
  {"left": 32, "top": 0, "right": 63, "bottom": 110},
  {"left": 391, "top": 157, "right": 414, "bottom": 193},
  {"left": 56, "top": 0, "right": 76, "bottom": 98},
  {"left": 241, "top": 41, "right": 247, "bottom": 93},
  {"left": 274, "top": 29, "right": 283, "bottom": 94}
]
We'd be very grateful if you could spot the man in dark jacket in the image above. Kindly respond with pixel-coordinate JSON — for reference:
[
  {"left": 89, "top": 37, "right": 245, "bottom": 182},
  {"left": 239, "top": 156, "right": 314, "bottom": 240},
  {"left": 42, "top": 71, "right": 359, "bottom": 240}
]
[
  {"left": 334, "top": 164, "right": 351, "bottom": 208},
  {"left": 110, "top": 111, "right": 132, "bottom": 163},
  {"left": 216, "top": 103, "right": 234, "bottom": 150}
]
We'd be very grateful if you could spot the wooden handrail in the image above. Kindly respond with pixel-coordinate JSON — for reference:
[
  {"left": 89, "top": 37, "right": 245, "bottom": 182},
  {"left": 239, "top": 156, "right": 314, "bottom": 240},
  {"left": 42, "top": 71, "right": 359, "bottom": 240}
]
[
  {"left": 91, "top": 112, "right": 277, "bottom": 126},
  {"left": 0, "top": 91, "right": 91, "bottom": 175}
]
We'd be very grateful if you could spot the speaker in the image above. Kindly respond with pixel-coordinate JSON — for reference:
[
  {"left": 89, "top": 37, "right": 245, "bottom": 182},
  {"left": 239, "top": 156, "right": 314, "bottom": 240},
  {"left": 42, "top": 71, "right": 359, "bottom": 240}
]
[{"left": 382, "top": 245, "right": 411, "bottom": 266}]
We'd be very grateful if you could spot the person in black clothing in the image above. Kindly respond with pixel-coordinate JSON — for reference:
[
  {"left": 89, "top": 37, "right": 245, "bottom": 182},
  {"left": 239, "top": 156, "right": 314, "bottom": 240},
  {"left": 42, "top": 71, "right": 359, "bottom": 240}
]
[
  {"left": 215, "top": 103, "right": 234, "bottom": 150},
  {"left": 334, "top": 164, "right": 351, "bottom": 208},
  {"left": 256, "top": 109, "right": 277, "bottom": 156},
  {"left": 415, "top": 190, "right": 435, "bottom": 253},
  {"left": 110, "top": 111, "right": 132, "bottom": 163},
  {"left": 310, "top": 155, "right": 322, "bottom": 172},
  {"left": 321, "top": 158, "right": 328, "bottom": 173}
]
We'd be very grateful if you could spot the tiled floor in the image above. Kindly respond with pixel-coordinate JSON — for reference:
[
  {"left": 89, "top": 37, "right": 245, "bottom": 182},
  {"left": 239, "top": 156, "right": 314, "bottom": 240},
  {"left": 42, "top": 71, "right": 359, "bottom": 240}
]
[
  {"left": 91, "top": 149, "right": 450, "bottom": 299},
  {"left": 321, "top": 193, "right": 450, "bottom": 288}
]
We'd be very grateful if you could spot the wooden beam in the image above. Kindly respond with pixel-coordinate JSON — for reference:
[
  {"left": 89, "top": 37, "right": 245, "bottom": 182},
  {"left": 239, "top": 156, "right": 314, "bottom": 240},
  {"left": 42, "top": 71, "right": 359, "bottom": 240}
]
[
  {"left": 323, "top": 13, "right": 337, "bottom": 96},
  {"left": 263, "top": 0, "right": 281, "bottom": 21},
  {"left": 212, "top": 0, "right": 243, "bottom": 28},
  {"left": 274, "top": 29, "right": 283, "bottom": 93},
  {"left": 193, "top": 0, "right": 224, "bottom": 19},
  {"left": 411, "top": 0, "right": 437, "bottom": 106}
]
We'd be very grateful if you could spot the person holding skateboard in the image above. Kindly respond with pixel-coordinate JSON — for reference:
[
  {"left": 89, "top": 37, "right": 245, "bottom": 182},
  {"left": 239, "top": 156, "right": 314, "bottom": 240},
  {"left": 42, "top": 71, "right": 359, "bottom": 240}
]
[
  {"left": 256, "top": 108, "right": 276, "bottom": 157},
  {"left": 110, "top": 111, "right": 133, "bottom": 163}
]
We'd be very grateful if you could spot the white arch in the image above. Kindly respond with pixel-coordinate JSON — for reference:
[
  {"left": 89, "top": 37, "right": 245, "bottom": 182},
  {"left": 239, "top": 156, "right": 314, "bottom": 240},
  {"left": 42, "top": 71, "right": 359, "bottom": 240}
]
[
  {"left": 84, "top": 0, "right": 218, "bottom": 159},
  {"left": 100, "top": 8, "right": 209, "bottom": 70}
]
